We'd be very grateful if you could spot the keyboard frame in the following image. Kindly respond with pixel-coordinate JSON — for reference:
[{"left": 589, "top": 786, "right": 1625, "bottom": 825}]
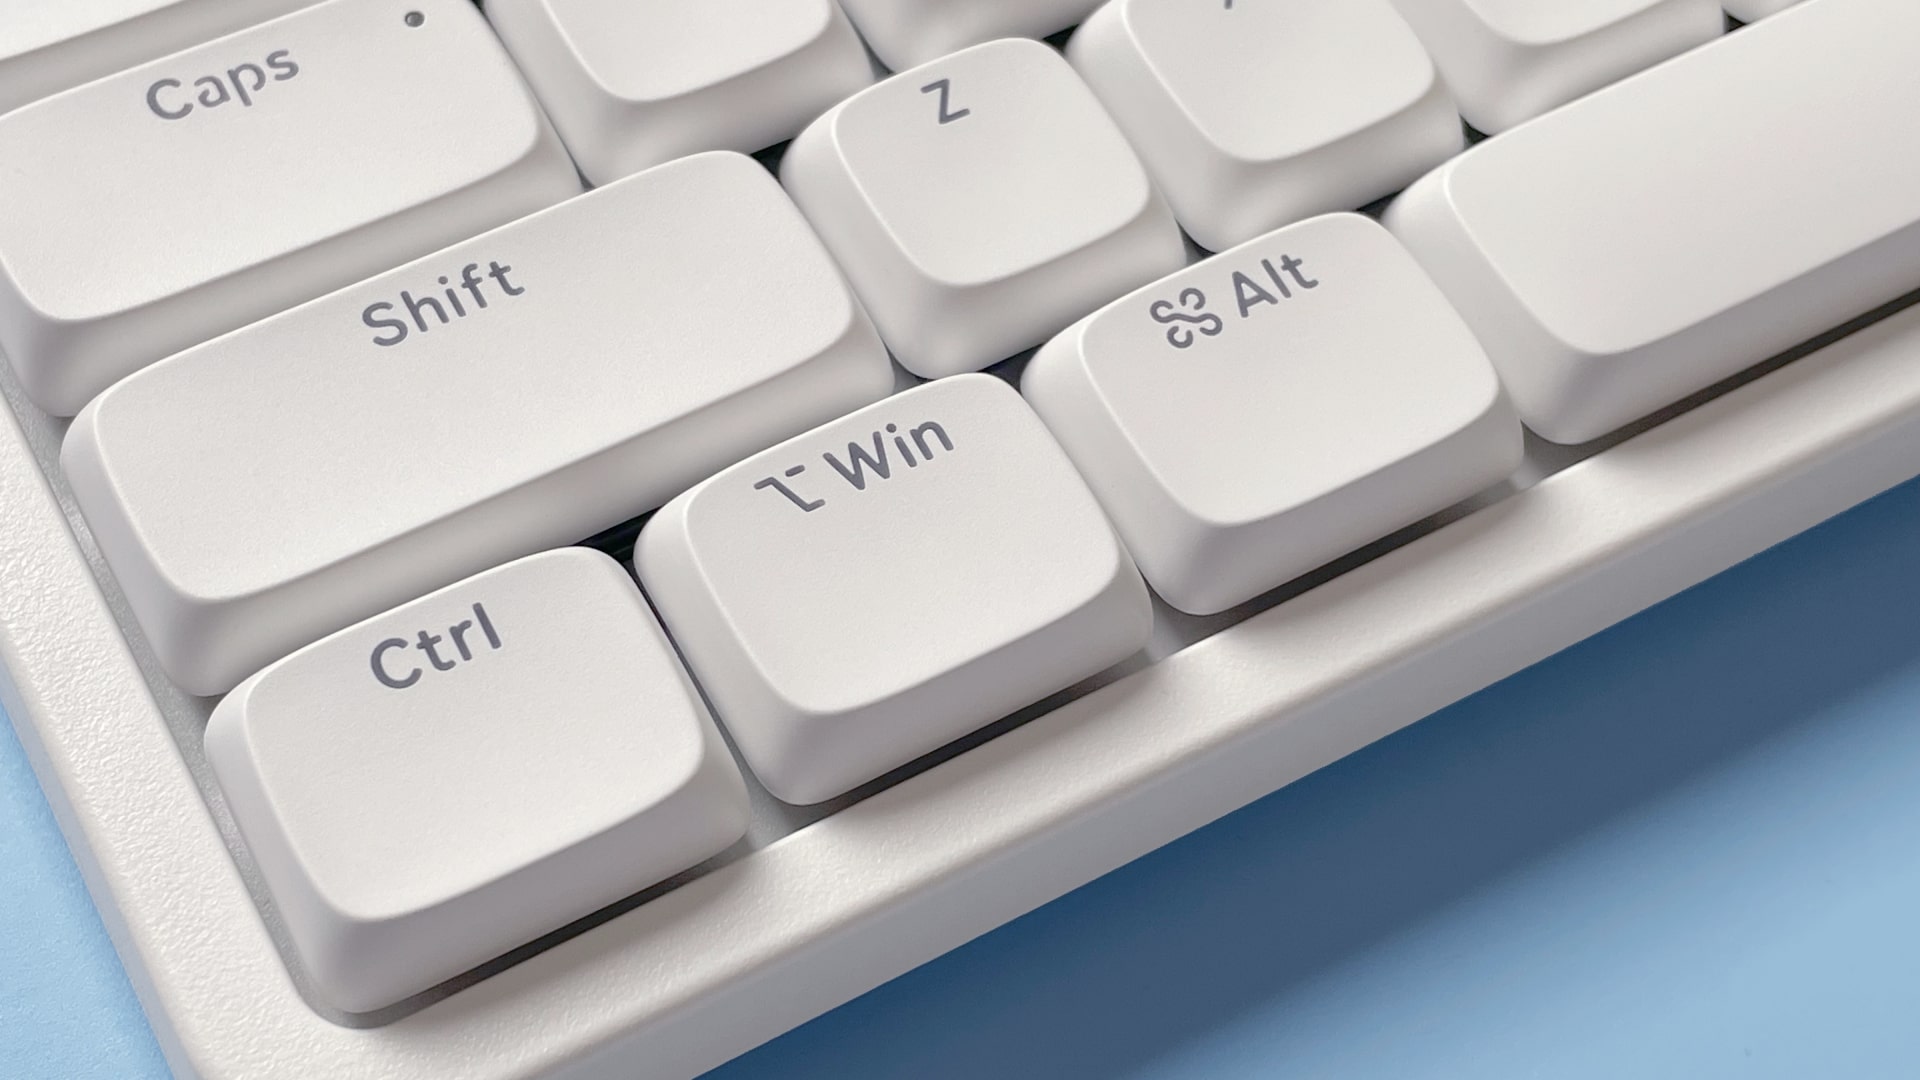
[{"left": 7, "top": 298, "right": 1920, "bottom": 1078}]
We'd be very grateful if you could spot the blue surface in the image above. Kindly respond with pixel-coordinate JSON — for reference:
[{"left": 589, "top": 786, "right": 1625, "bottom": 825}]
[{"left": 6, "top": 476, "right": 1920, "bottom": 1080}]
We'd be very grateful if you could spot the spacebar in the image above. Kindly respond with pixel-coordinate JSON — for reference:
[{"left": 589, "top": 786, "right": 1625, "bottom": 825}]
[
  {"left": 62, "top": 152, "right": 891, "bottom": 696},
  {"left": 1387, "top": 0, "right": 1920, "bottom": 445}
]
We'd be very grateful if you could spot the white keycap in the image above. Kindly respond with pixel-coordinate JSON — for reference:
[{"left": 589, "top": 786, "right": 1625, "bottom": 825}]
[
  {"left": 1026, "top": 214, "right": 1521, "bottom": 615},
  {"left": 1386, "top": 0, "right": 1723, "bottom": 132},
  {"left": 0, "top": 0, "right": 580, "bottom": 416},
  {"left": 65, "top": 151, "right": 892, "bottom": 696},
  {"left": 835, "top": 0, "right": 1101, "bottom": 71},
  {"left": 1070, "top": 0, "right": 1461, "bottom": 252},
  {"left": 0, "top": 0, "right": 317, "bottom": 114},
  {"left": 487, "top": 0, "right": 874, "bottom": 184},
  {"left": 1387, "top": 0, "right": 1920, "bottom": 445},
  {"left": 782, "top": 38, "right": 1184, "bottom": 379},
  {"left": 1725, "top": 0, "right": 1802, "bottom": 19},
  {"left": 637, "top": 374, "right": 1151, "bottom": 805},
  {"left": 205, "top": 548, "right": 750, "bottom": 1013}
]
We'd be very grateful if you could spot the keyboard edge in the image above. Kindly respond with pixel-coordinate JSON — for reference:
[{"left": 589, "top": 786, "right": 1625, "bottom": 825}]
[{"left": 7, "top": 303, "right": 1920, "bottom": 1079}]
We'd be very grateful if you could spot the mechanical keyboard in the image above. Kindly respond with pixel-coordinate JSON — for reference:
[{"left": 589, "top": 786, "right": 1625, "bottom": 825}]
[{"left": 4, "top": 0, "right": 1920, "bottom": 1076}]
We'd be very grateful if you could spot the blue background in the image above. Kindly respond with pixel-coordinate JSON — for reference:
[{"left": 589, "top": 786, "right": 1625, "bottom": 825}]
[{"left": 6, "top": 476, "right": 1920, "bottom": 1079}]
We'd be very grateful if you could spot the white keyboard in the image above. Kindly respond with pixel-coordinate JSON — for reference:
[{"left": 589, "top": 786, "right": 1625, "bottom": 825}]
[{"left": 6, "top": 0, "right": 1920, "bottom": 1076}]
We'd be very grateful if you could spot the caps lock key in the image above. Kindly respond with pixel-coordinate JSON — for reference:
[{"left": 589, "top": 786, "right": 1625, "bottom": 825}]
[{"left": 0, "top": 0, "right": 580, "bottom": 415}]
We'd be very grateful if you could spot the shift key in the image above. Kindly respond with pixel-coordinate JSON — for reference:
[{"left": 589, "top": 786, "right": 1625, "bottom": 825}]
[
  {"left": 0, "top": 0, "right": 581, "bottom": 415},
  {"left": 63, "top": 151, "right": 893, "bottom": 696}
]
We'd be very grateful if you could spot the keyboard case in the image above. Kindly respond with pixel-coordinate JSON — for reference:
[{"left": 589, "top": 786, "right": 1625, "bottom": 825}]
[{"left": 7, "top": 298, "right": 1920, "bottom": 1077}]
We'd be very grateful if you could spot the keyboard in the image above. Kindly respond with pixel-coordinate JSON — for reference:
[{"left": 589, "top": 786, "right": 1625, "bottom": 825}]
[{"left": 4, "top": 0, "right": 1919, "bottom": 1075}]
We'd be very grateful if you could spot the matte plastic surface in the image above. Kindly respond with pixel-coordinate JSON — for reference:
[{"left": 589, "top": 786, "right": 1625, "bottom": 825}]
[
  {"left": 8, "top": 468, "right": 1920, "bottom": 1079},
  {"left": 7, "top": 292, "right": 1920, "bottom": 1077},
  {"left": 0, "top": 0, "right": 579, "bottom": 415}
]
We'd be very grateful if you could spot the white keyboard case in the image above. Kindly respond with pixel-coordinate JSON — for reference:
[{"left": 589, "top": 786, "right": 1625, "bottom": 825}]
[{"left": 7, "top": 302, "right": 1920, "bottom": 1078}]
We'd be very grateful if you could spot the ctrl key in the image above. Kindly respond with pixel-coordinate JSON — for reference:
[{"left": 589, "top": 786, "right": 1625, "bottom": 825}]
[{"left": 204, "top": 548, "right": 749, "bottom": 1013}]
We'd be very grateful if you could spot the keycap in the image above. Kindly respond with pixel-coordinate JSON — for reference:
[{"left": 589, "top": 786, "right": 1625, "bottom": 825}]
[
  {"left": 0, "top": 0, "right": 317, "bottom": 114},
  {"left": 204, "top": 548, "right": 750, "bottom": 1013},
  {"left": 1070, "top": 0, "right": 1461, "bottom": 252},
  {"left": 64, "top": 151, "right": 893, "bottom": 696},
  {"left": 1385, "top": 0, "right": 1723, "bottom": 132},
  {"left": 636, "top": 374, "right": 1152, "bottom": 805},
  {"left": 1725, "top": 0, "right": 1802, "bottom": 18},
  {"left": 835, "top": 0, "right": 1101, "bottom": 71},
  {"left": 0, "top": 0, "right": 580, "bottom": 416},
  {"left": 1025, "top": 214, "right": 1521, "bottom": 615},
  {"left": 782, "top": 38, "right": 1184, "bottom": 379},
  {"left": 487, "top": 0, "right": 874, "bottom": 185},
  {"left": 1387, "top": 0, "right": 1920, "bottom": 445}
]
